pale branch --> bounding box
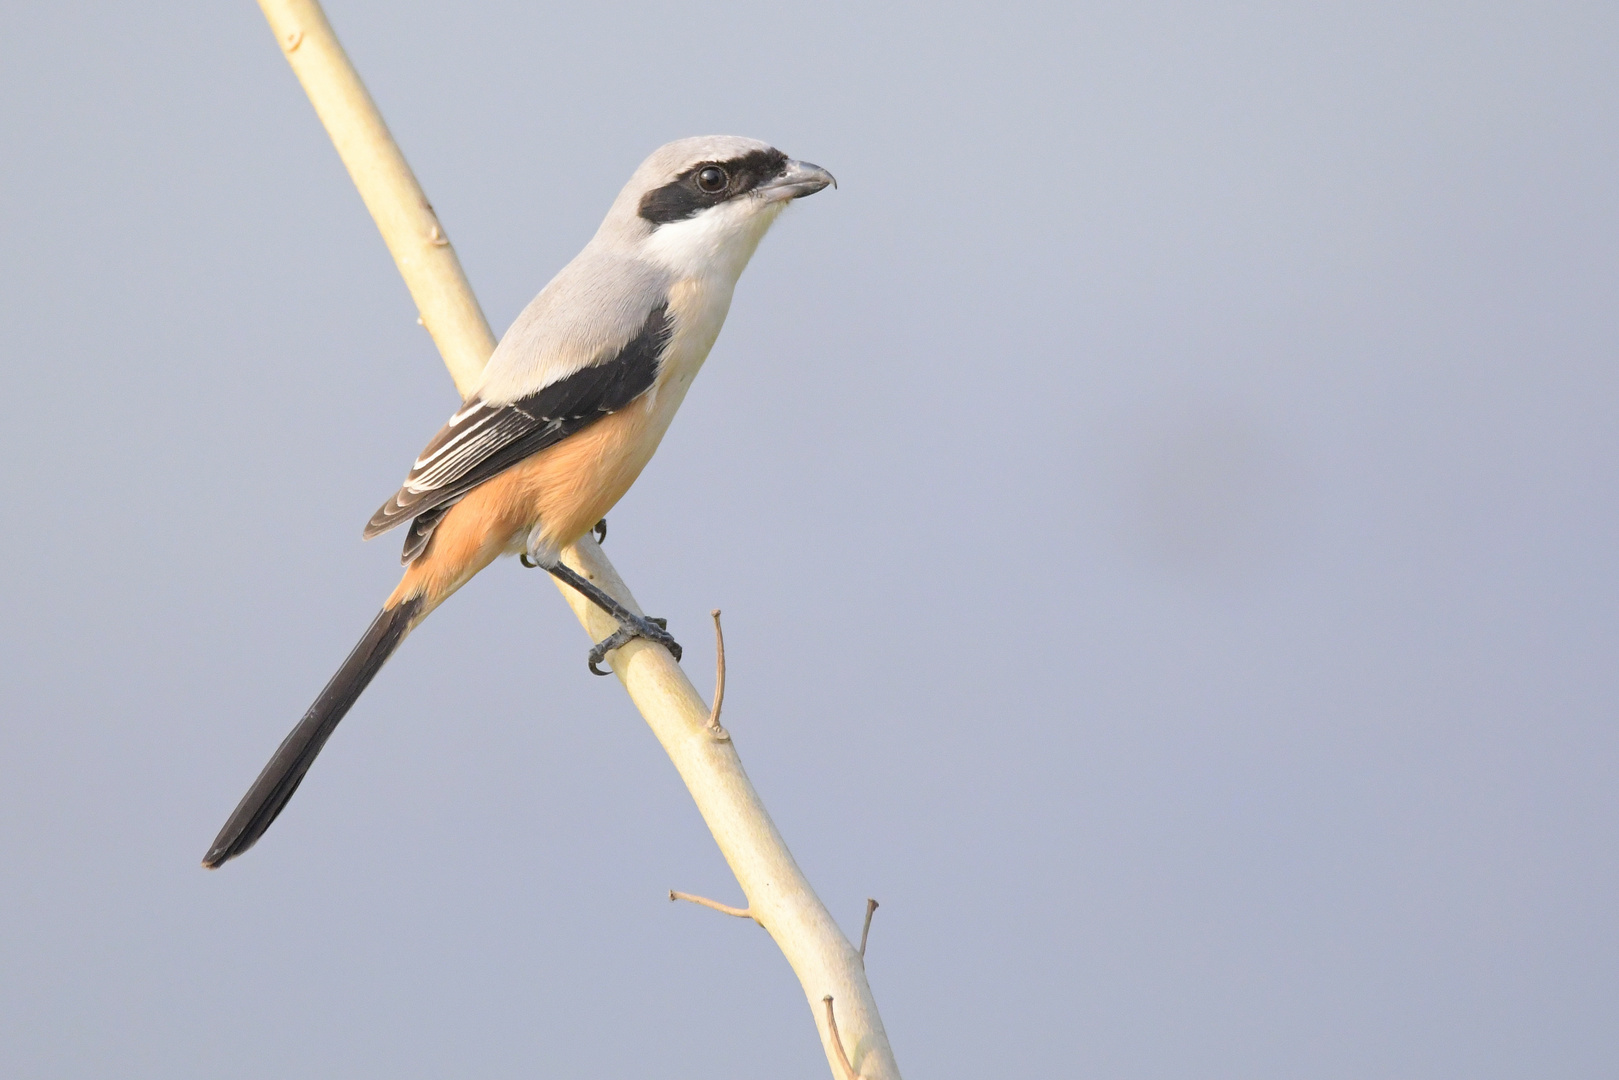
[252,3,900,1078]
[257,0,491,395]
[669,890,754,920]
[859,899,880,959]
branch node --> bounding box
[706,608,730,741]
[668,890,753,920]
[428,223,449,246]
[858,898,879,959]
[283,29,303,51]
[822,996,861,1080]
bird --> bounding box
[203,136,834,869]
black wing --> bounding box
[365,304,671,547]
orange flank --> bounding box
[385,395,665,618]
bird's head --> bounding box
[600,136,835,280]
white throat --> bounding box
[639,197,788,287]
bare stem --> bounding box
[822,996,861,1080]
[858,899,879,959]
[669,890,754,920]
[707,608,728,737]
[254,0,493,394]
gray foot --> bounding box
[588,614,682,676]
[526,557,684,675]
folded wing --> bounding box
[365,303,671,554]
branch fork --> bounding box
[668,890,754,921]
[859,899,879,959]
[823,996,862,1080]
[705,609,730,741]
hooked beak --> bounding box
[758,159,836,202]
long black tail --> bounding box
[202,597,422,869]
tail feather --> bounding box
[202,596,423,868]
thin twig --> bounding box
[669,890,753,919]
[822,996,861,1080]
[707,608,730,740]
[858,898,879,958]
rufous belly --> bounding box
[386,390,678,617]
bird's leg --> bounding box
[546,563,683,675]
[521,534,680,674]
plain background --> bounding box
[2,1,1615,1076]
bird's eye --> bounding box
[695,166,728,193]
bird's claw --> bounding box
[587,613,682,676]
[587,629,632,676]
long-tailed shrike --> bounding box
[204,136,833,868]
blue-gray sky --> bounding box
[2,2,1616,1076]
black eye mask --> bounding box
[638,148,790,226]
